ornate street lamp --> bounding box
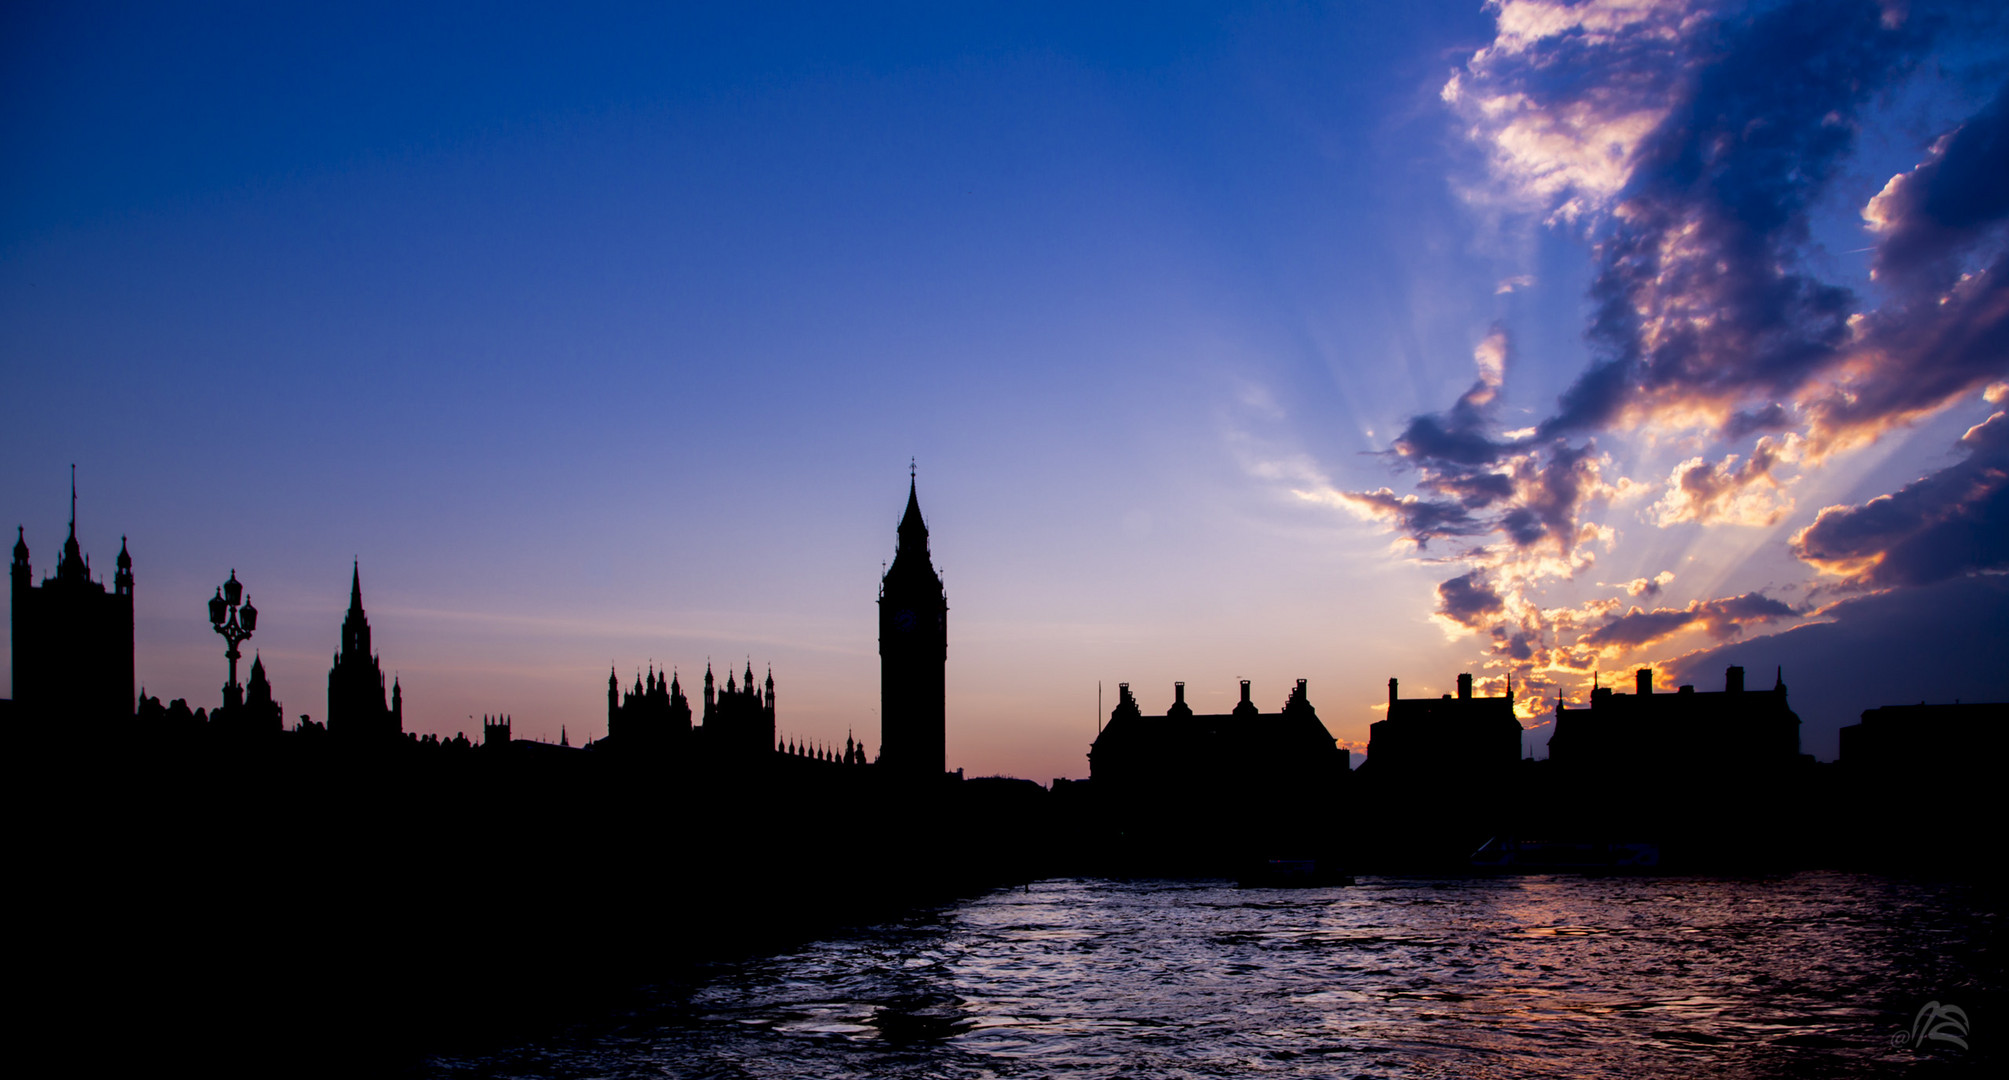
[208,569,258,711]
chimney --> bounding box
[1726,666,1744,694]
[1174,681,1185,707]
[1636,668,1652,695]
[1388,677,1398,708]
[1239,679,1251,706]
[1457,673,1473,700]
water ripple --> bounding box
[430,872,1999,1079]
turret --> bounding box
[1636,668,1653,696]
[10,527,27,592]
[1457,673,1473,700]
[114,536,132,597]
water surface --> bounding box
[433,873,1996,1078]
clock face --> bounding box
[894,608,917,632]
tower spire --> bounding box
[69,464,77,540]
[349,560,363,613]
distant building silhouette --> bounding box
[878,474,947,778]
[327,562,403,740]
[1363,673,1521,780]
[1840,700,2007,780]
[605,665,692,752]
[1088,678,1349,871]
[702,661,775,761]
[10,477,134,726]
[214,653,283,738]
[483,714,511,748]
[1091,678,1347,792]
[1549,666,1800,773]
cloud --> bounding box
[1802,78,2009,452]
[1613,570,1676,597]
[1314,1,2005,707]
[1790,410,2009,586]
[1437,570,1506,629]
[1646,433,1799,525]
[1331,488,1488,547]
[1580,591,1800,651]
[1539,1,1930,437]
[1443,0,1706,221]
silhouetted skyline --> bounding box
[4,3,2007,780]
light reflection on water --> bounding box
[433,873,1996,1078]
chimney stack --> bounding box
[1388,677,1398,708]
[1726,666,1744,694]
[1457,673,1473,700]
[1239,679,1251,706]
[1636,668,1653,695]
[1173,681,1185,706]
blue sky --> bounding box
[5,1,2006,779]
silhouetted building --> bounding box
[1091,678,1347,794]
[604,665,692,753]
[327,562,403,741]
[878,475,946,778]
[10,481,134,726]
[214,653,283,738]
[1839,700,2007,780]
[701,660,776,761]
[1549,666,1800,773]
[483,714,512,748]
[1363,672,1521,780]
[1087,678,1348,871]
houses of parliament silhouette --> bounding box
[5,468,2000,867]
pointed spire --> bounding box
[900,471,926,539]
[117,535,130,570]
[1775,666,1785,691]
[12,525,26,564]
[69,464,76,540]
[349,560,363,613]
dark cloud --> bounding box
[1804,80,2009,447]
[1791,410,2009,586]
[1580,592,1799,650]
[1436,570,1505,629]
[1339,488,1488,547]
[1723,402,1791,439]
[1867,80,2009,289]
[1394,411,1507,468]
[1663,573,2009,759]
[1545,0,1924,435]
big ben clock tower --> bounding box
[878,468,947,778]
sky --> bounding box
[4,0,2005,781]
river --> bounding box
[429,873,1996,1078]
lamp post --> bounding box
[208,569,258,711]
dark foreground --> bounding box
[430,874,2000,1079]
[13,731,1997,1076]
